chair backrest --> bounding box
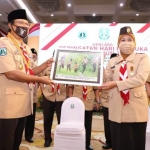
[60,97,85,126]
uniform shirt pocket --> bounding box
[87,94,95,100]
[101,91,109,99]
[60,84,66,92]
[134,91,147,98]
[101,95,108,99]
[44,85,53,93]
[6,88,25,95]
[14,54,24,69]
[5,88,25,110]
[14,55,23,63]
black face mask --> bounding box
[12,25,28,39]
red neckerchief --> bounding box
[51,84,60,94]
[119,60,129,105]
[83,86,87,100]
[20,45,35,84]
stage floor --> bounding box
[20,112,112,150]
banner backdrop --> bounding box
[0,28,7,37]
[38,23,150,67]
[28,23,40,53]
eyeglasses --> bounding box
[14,21,30,27]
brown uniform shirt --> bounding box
[32,83,38,103]
[0,36,33,118]
[32,63,38,103]
[69,85,95,110]
[100,90,109,108]
[105,52,150,123]
[100,71,109,108]
[41,67,66,101]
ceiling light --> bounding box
[14,0,38,23]
[92,13,96,17]
[72,22,74,23]
[113,22,116,23]
[51,14,54,17]
[136,13,139,16]
[0,14,2,16]
[67,3,71,7]
[120,3,124,7]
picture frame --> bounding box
[50,49,104,86]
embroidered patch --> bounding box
[14,50,19,55]
[0,47,7,56]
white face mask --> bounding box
[119,41,135,55]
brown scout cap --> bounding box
[118,26,136,45]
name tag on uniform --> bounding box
[111,66,115,69]
[0,47,7,56]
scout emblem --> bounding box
[0,47,7,56]
[127,28,130,33]
[70,104,75,109]
[130,66,134,76]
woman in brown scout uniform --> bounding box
[0,9,53,150]
[68,85,99,150]
[99,26,150,150]
[40,66,67,147]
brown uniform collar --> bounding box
[116,52,136,64]
[6,33,25,46]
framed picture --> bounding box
[50,49,104,86]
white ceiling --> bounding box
[0,0,150,31]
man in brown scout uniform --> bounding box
[31,48,38,64]
[99,26,150,150]
[99,53,118,149]
[40,66,67,147]
[68,85,100,150]
[24,48,38,143]
[0,9,54,150]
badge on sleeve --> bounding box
[0,47,7,56]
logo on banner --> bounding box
[99,28,110,40]
[78,31,87,39]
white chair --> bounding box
[146,107,150,150]
[54,97,85,150]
